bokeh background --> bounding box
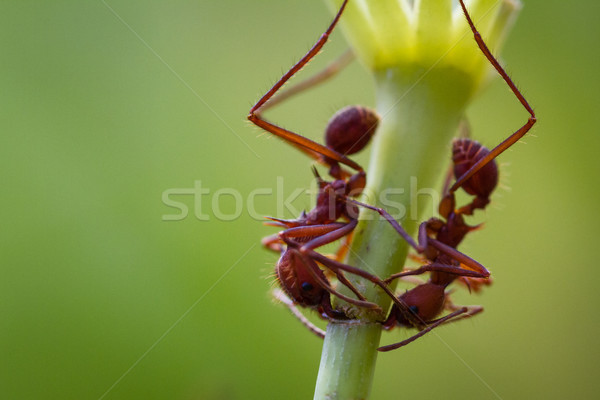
[1,1,598,399]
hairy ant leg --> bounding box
[263,219,346,254]
[248,1,364,176]
[258,49,354,113]
[292,247,380,310]
[378,307,470,352]
[385,262,488,283]
[280,213,421,313]
[342,196,489,276]
[304,249,423,324]
[280,222,356,246]
[456,275,493,293]
[262,234,285,253]
[278,223,369,302]
[249,0,348,116]
[277,246,381,318]
[278,221,365,291]
[450,0,536,194]
[273,288,326,339]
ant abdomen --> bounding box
[452,138,498,199]
[325,106,379,155]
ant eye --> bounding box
[301,282,314,292]
[409,306,419,315]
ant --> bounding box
[373,0,540,349]
[247,0,482,322]
[247,0,393,319]
[376,137,497,352]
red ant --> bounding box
[248,0,394,319]
[376,137,496,352]
[373,0,538,350]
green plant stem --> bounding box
[313,65,475,400]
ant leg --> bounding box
[284,224,353,266]
[451,0,536,193]
[384,262,489,285]
[267,221,350,254]
[441,302,484,324]
[343,197,489,276]
[263,216,305,228]
[249,0,348,114]
[249,107,362,173]
[262,234,284,253]
[259,49,354,113]
[305,249,418,322]
[298,220,358,253]
[441,119,471,196]
[427,239,488,274]
[247,1,362,173]
[280,222,369,298]
[334,230,354,262]
[273,288,326,339]
[281,223,369,301]
[424,295,484,324]
[282,223,370,296]
[377,308,469,352]
[428,239,489,276]
[294,249,382,311]
[333,270,368,302]
[279,222,350,245]
[343,197,422,252]
[456,275,493,293]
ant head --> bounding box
[452,139,498,200]
[325,105,379,156]
[276,249,327,308]
[397,282,446,323]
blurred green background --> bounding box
[1,1,598,399]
